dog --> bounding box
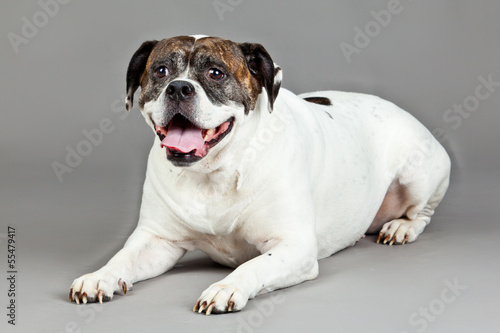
[69,35,451,315]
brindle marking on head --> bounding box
[126,36,280,114]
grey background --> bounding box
[1,0,499,332]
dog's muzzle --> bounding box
[154,81,235,166]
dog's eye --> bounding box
[155,66,168,79]
[207,68,225,81]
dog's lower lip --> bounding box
[169,148,195,157]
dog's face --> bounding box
[125,36,281,167]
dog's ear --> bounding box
[239,43,281,113]
[125,40,158,111]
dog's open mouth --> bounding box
[154,114,234,165]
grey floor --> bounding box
[1,166,499,332]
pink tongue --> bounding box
[161,116,205,153]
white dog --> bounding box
[69,35,450,314]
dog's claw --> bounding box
[376,233,383,244]
[69,289,73,302]
[206,302,215,315]
[118,279,127,295]
[198,301,207,313]
[74,292,80,305]
[389,237,396,246]
[383,234,391,244]
[97,290,104,304]
[228,301,235,312]
[402,234,408,245]
[193,300,201,312]
[82,292,88,304]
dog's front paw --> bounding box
[193,284,248,315]
[69,272,131,304]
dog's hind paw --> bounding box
[376,218,424,246]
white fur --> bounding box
[190,34,209,40]
[71,72,450,313]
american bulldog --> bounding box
[69,35,451,315]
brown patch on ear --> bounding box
[239,43,280,112]
[125,40,159,111]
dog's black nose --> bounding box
[166,80,195,101]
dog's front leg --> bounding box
[69,226,186,304]
[194,236,318,315]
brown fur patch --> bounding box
[189,37,261,112]
[145,36,196,78]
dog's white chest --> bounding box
[180,195,240,235]
[159,165,246,235]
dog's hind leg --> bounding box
[374,140,451,246]
[376,180,448,245]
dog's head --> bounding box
[125,35,282,167]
